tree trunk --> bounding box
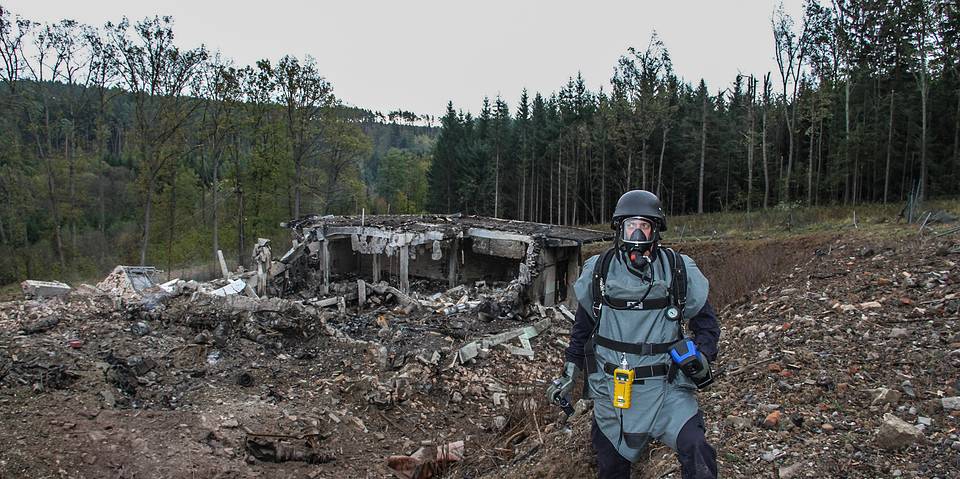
[199,151,207,225]
[549,154,554,224]
[953,89,960,180]
[762,108,769,209]
[66,131,77,250]
[601,143,607,222]
[212,150,220,269]
[884,90,895,203]
[844,77,851,204]
[573,145,579,225]
[37,103,65,268]
[167,170,176,281]
[494,148,500,218]
[237,187,245,269]
[626,150,632,192]
[747,80,755,213]
[235,136,245,268]
[641,141,647,191]
[816,119,823,205]
[140,175,154,266]
[294,154,302,219]
[807,121,814,205]
[783,101,794,203]
[919,69,928,200]
[557,139,562,224]
[657,127,668,197]
[519,157,526,221]
[45,158,65,268]
[698,93,707,214]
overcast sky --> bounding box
[5,0,806,118]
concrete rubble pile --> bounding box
[0,215,613,477]
[7,214,958,477]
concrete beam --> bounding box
[21,280,71,299]
[465,227,534,245]
[217,250,230,278]
[471,237,527,259]
[357,279,366,307]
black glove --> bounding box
[545,361,580,407]
[669,338,713,389]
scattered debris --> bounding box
[210,279,248,297]
[386,440,464,479]
[0,226,955,478]
[245,436,333,464]
[96,265,160,300]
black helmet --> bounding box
[611,190,667,231]
[612,190,666,273]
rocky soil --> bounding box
[0,229,957,478]
[498,232,960,479]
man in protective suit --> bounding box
[546,190,720,479]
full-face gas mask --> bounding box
[615,216,660,271]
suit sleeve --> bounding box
[564,304,594,368]
[687,300,720,361]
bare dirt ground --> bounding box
[1,228,958,478]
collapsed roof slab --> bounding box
[276,214,610,304]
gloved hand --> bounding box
[545,361,580,405]
[669,339,713,388]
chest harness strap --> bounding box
[582,247,687,379]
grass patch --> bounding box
[579,199,960,309]
[583,198,960,242]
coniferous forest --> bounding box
[2,1,960,286]
[428,1,960,224]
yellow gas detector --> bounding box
[612,367,634,409]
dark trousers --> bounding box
[592,411,717,479]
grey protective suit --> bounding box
[574,247,709,461]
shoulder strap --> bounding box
[665,247,687,342]
[664,248,687,310]
[584,248,617,377]
[591,247,617,322]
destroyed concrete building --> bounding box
[271,214,610,307]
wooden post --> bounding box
[399,245,410,294]
[447,238,459,288]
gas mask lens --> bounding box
[620,217,654,244]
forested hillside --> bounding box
[428,0,960,224]
[3,1,959,286]
[0,8,436,285]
